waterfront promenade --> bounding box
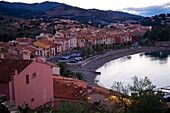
[72,46,169,83]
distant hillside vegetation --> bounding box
[0,1,66,11]
[108,10,142,19]
[0,1,143,24]
[141,14,170,26]
[46,6,143,25]
[140,14,170,44]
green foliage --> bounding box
[129,91,166,113]
[53,27,56,35]
[81,47,94,58]
[129,76,155,94]
[0,33,16,42]
[112,81,129,95]
[81,44,104,58]
[64,68,74,77]
[141,14,170,43]
[81,43,132,58]
[56,102,85,113]
[112,76,167,113]
[142,26,170,42]
[54,101,110,113]
[80,48,87,58]
[57,61,69,76]
[73,72,84,80]
[141,17,161,26]
[0,17,55,42]
[18,103,31,113]
[57,61,84,80]
[141,14,168,26]
[58,61,75,78]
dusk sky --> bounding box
[4,0,170,16]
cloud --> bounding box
[121,2,170,17]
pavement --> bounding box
[72,46,167,83]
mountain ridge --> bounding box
[0,1,143,24]
[0,1,66,11]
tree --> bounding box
[55,101,107,113]
[64,68,74,77]
[86,48,91,57]
[58,62,85,80]
[95,44,100,53]
[111,76,167,113]
[57,62,74,77]
[57,62,68,76]
[81,48,87,58]
[53,27,56,35]
[56,102,86,113]
[74,72,84,80]
[142,26,170,42]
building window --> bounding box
[31,98,34,102]
[26,74,29,84]
[32,72,36,78]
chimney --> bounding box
[14,70,18,76]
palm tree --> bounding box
[74,72,84,80]
[58,62,68,76]
[65,68,74,77]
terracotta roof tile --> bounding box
[4,54,20,60]
[53,76,120,100]
[25,46,37,52]
[16,38,32,42]
[46,61,60,68]
[0,60,33,83]
[53,78,85,100]
[14,45,27,50]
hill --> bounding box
[46,6,143,25]
[141,13,170,26]
[0,5,45,18]
[108,10,142,19]
[0,1,66,11]
[0,1,143,24]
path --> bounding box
[72,46,168,83]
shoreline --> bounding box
[72,46,168,83]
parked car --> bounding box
[61,56,70,60]
[69,60,78,63]
[75,57,84,61]
[70,54,77,58]
[70,53,81,58]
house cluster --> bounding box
[0,59,119,110]
[149,14,170,25]
[0,19,151,111]
[0,22,150,60]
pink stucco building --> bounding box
[0,60,54,109]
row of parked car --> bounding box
[61,53,84,63]
[69,57,84,63]
[61,53,80,60]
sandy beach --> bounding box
[72,46,167,83]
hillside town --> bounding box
[0,18,152,112]
[1,0,170,112]
[0,18,151,60]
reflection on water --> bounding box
[95,51,170,89]
[144,51,170,62]
[120,56,131,62]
